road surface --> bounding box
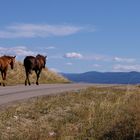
[0,84,93,105]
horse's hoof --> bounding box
[36,82,39,85]
[25,81,27,86]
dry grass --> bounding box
[0,85,139,140]
[0,61,69,85]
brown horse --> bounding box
[24,54,47,86]
[0,55,16,86]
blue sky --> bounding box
[0,0,140,73]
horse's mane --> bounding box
[3,55,15,59]
[3,55,11,58]
[0,55,11,59]
[36,54,44,58]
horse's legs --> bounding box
[0,71,2,86]
[35,70,41,85]
[25,70,31,86]
[28,74,31,85]
[25,70,27,85]
[25,73,27,86]
[2,71,6,86]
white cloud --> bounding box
[0,46,35,56]
[84,54,136,63]
[93,64,101,68]
[46,46,56,50]
[49,68,60,73]
[0,23,88,39]
[113,64,140,72]
[113,57,135,63]
[66,62,73,65]
[84,54,110,61]
[64,52,83,59]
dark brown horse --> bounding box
[24,54,47,86]
[0,55,16,86]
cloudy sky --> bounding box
[0,0,140,73]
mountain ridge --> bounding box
[61,71,140,84]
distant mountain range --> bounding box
[61,71,140,84]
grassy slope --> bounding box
[0,85,139,140]
[0,62,69,85]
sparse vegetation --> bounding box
[0,61,69,85]
[0,85,139,140]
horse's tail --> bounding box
[24,57,33,74]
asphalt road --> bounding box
[0,84,93,105]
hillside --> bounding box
[61,71,140,84]
[0,85,139,139]
[0,62,69,85]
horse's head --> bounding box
[43,56,47,68]
[36,54,47,68]
[9,56,16,69]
